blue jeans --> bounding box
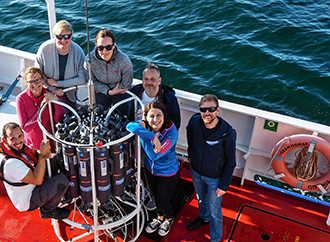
[191,168,223,242]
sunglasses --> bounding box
[27,78,43,85]
[97,44,114,51]
[199,106,218,113]
[55,33,72,40]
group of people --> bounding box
[19,20,133,152]
[0,19,237,242]
[127,94,236,242]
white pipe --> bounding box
[48,101,55,137]
[136,136,142,239]
[42,132,52,179]
[45,0,57,39]
[19,58,25,90]
[88,121,99,242]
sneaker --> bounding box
[40,207,71,220]
[59,195,73,206]
[158,218,174,236]
[145,194,156,211]
[186,217,209,230]
[145,218,163,233]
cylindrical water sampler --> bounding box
[94,142,111,203]
[77,147,93,203]
[62,143,80,199]
[110,142,125,196]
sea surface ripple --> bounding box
[1,0,330,125]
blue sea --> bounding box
[1,0,330,125]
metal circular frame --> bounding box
[37,85,146,241]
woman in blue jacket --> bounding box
[126,101,180,237]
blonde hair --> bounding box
[53,20,73,36]
[24,67,44,85]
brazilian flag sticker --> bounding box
[264,120,278,132]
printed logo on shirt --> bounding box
[160,139,171,154]
[206,140,221,146]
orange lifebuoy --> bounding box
[271,134,330,192]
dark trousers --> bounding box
[95,92,130,116]
[145,168,180,219]
[28,173,69,213]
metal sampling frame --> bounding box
[38,85,146,242]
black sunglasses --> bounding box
[97,44,114,51]
[55,33,72,40]
[199,107,218,113]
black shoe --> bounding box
[60,195,73,206]
[186,217,209,230]
[40,207,71,220]
[145,218,163,233]
[158,218,174,236]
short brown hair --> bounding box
[2,122,22,139]
[199,94,219,107]
[95,29,115,45]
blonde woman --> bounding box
[35,20,85,109]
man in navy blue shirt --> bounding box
[186,94,236,242]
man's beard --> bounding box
[9,143,25,156]
[202,115,216,124]
[144,85,157,94]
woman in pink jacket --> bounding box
[16,67,64,152]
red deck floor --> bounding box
[1,171,330,242]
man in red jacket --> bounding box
[0,122,70,220]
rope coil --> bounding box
[293,147,319,181]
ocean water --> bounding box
[1,0,330,125]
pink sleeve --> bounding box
[16,94,42,133]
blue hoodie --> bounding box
[126,121,179,176]
[186,114,236,191]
